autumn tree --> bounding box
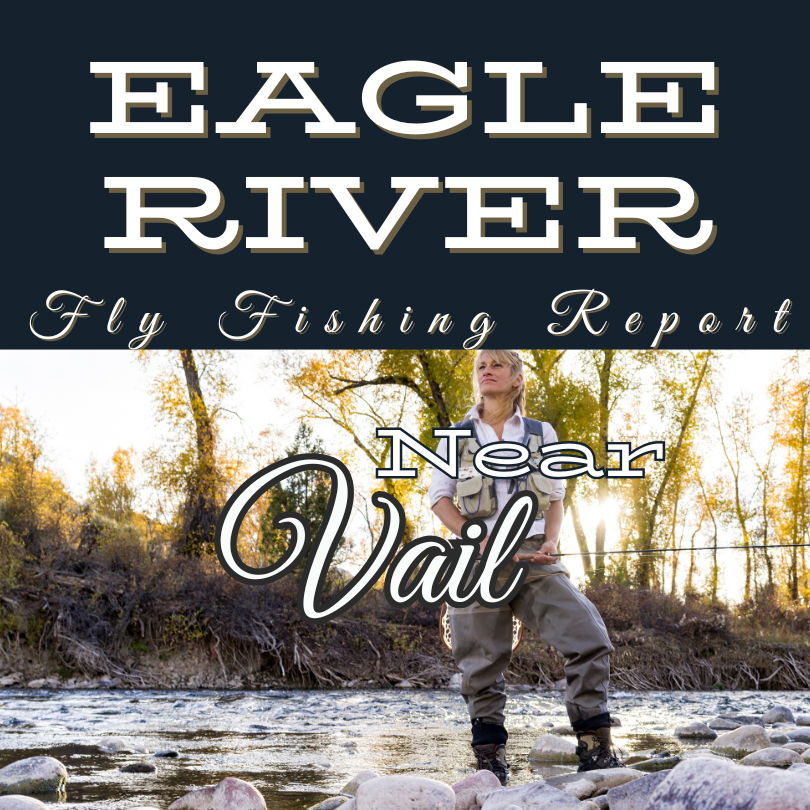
[0,404,72,555]
[772,351,809,601]
[259,422,347,575]
[709,391,759,600]
[524,349,599,579]
[86,447,138,522]
[280,350,475,541]
[629,351,713,589]
[139,350,233,556]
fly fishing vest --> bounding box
[454,417,555,520]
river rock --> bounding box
[708,718,741,730]
[527,734,578,763]
[355,776,454,810]
[308,799,348,810]
[154,750,180,758]
[590,797,609,810]
[787,728,810,743]
[768,729,790,743]
[395,680,412,688]
[168,777,266,810]
[680,748,725,760]
[718,713,765,726]
[605,770,670,810]
[629,754,681,772]
[548,725,576,735]
[0,798,50,809]
[97,737,132,753]
[0,757,68,795]
[340,771,379,797]
[784,742,810,753]
[787,764,810,780]
[452,770,501,810]
[711,724,771,757]
[120,763,157,773]
[796,714,810,726]
[741,748,802,768]
[803,749,810,763]
[545,768,641,798]
[25,680,46,689]
[763,705,795,724]
[645,756,809,809]
[448,673,463,690]
[479,781,581,809]
[674,722,717,739]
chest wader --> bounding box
[441,418,555,654]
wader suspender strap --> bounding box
[509,417,545,493]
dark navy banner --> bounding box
[5,8,806,349]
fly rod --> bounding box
[512,543,810,560]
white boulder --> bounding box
[168,777,266,810]
[674,722,717,739]
[340,771,379,797]
[545,768,641,799]
[605,770,670,810]
[355,776,454,810]
[451,770,501,810]
[645,756,809,809]
[97,737,132,753]
[0,798,50,809]
[708,718,741,730]
[0,757,67,795]
[479,781,581,809]
[783,742,809,754]
[527,734,578,764]
[711,725,771,757]
[741,748,802,768]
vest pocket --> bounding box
[513,471,553,514]
[456,475,496,518]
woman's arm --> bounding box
[530,498,563,564]
[432,496,469,538]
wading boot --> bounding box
[472,743,510,785]
[575,726,626,772]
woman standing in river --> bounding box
[428,349,623,784]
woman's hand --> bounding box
[530,538,559,565]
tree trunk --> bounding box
[179,350,219,556]
[564,479,594,580]
[635,353,710,588]
[593,350,615,585]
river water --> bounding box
[1,687,808,808]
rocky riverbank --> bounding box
[1,690,809,809]
[2,712,810,809]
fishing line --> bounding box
[545,543,810,559]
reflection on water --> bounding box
[0,687,807,808]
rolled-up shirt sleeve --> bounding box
[428,436,457,508]
[543,424,567,502]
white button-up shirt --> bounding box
[428,404,566,537]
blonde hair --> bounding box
[472,350,526,423]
